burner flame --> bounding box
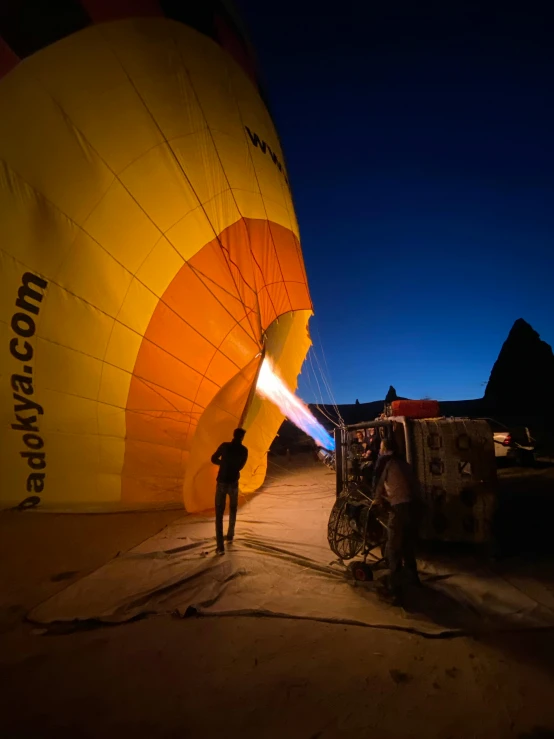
[256,358,335,451]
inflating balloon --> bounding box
[0,2,312,512]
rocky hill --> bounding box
[484,318,554,415]
[272,318,553,451]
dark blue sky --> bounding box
[238,0,554,404]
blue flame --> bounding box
[256,358,335,451]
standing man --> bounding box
[374,438,421,605]
[372,431,392,492]
[363,426,381,487]
[351,430,369,482]
[211,428,248,555]
[367,427,381,462]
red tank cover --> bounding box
[390,399,440,419]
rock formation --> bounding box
[485,318,554,414]
[385,385,399,403]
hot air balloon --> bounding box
[0,1,312,512]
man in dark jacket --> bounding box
[367,427,381,461]
[362,426,382,487]
[211,428,248,554]
[374,438,421,604]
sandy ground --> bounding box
[2,464,554,739]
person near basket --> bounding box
[350,430,367,482]
[373,438,421,603]
[363,426,381,486]
[211,428,248,555]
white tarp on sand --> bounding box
[29,459,554,636]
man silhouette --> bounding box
[374,438,421,604]
[211,428,248,555]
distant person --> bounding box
[371,434,391,490]
[374,438,421,605]
[352,430,366,452]
[359,426,382,488]
[367,427,381,462]
[350,430,364,481]
[211,428,248,555]
[352,430,372,482]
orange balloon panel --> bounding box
[0,10,312,510]
[123,218,311,509]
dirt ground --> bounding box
[2,466,554,739]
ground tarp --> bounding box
[28,458,554,636]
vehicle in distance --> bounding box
[482,418,536,466]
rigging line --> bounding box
[0,170,257,377]
[0,252,256,394]
[307,354,337,426]
[16,77,280,442]
[120,34,265,442]
[227,69,295,318]
[307,370,340,427]
[266,457,324,477]
[312,344,340,423]
[98,403,203,418]
[41,373,235,436]
[176,50,272,338]
[307,346,341,426]
[167,36,263,336]
[306,365,338,426]
[178,303,264,436]
[307,348,327,407]
[133,375,199,423]
[127,365,200,468]
[32,381,199,420]
[248,278,307,289]
[103,52,262,349]
[302,349,339,427]
[29,60,261,354]
[311,340,336,405]
[91,193,163,444]
[313,350,340,418]
[310,337,343,424]
[314,402,341,427]
[273,155,310,302]
[313,318,341,414]
[180,255,259,309]
[299,351,320,405]
[170,44,281,441]
[305,348,323,404]
[255,87,310,299]
[16,323,215,412]
[311,405,340,428]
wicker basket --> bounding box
[410,419,497,543]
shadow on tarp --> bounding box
[494,463,554,556]
[24,461,554,639]
[25,535,464,638]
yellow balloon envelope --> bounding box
[0,3,312,511]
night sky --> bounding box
[237,0,554,405]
